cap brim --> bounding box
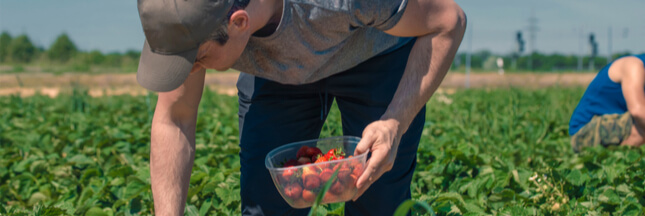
[137,40,198,92]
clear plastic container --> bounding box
[265,136,367,208]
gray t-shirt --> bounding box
[231,0,412,84]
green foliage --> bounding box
[308,168,340,216]
[0,32,141,74]
[7,35,37,63]
[1,87,644,215]
[0,31,12,62]
[454,51,615,72]
[48,33,78,62]
[413,87,645,215]
[393,200,435,216]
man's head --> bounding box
[136,0,252,92]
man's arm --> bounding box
[353,0,466,199]
[617,57,645,146]
[150,67,205,215]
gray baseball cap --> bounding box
[137,0,234,92]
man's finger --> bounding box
[352,150,387,201]
[352,180,370,201]
[355,147,388,189]
[354,131,375,156]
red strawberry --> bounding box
[296,146,309,159]
[330,180,345,194]
[312,153,324,162]
[352,163,364,176]
[302,165,320,177]
[302,166,321,189]
[302,189,316,202]
[306,147,322,159]
[326,148,336,155]
[303,174,321,189]
[347,174,359,186]
[314,155,327,164]
[324,148,346,161]
[284,183,302,199]
[319,169,333,182]
[297,156,312,165]
[338,167,352,183]
[283,159,299,167]
[281,167,297,182]
[322,191,339,203]
[325,149,336,158]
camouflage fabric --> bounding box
[571,112,633,153]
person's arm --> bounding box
[618,57,645,146]
[150,67,205,215]
[353,0,466,199]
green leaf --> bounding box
[190,171,208,184]
[80,168,101,184]
[106,166,134,178]
[565,169,589,186]
[84,207,107,216]
[488,189,516,203]
[32,204,69,216]
[129,197,142,214]
[618,202,642,216]
[326,203,344,215]
[199,196,213,216]
[616,184,633,196]
[625,151,640,163]
[110,177,125,186]
[28,192,49,206]
[308,167,339,216]
[67,154,94,165]
[185,205,199,216]
[123,177,147,200]
[393,199,435,216]
[598,189,620,205]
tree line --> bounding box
[0,31,639,73]
[0,32,139,72]
[452,50,636,72]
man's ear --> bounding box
[228,10,250,35]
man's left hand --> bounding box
[352,118,403,201]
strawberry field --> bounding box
[1,87,644,215]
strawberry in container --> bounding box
[265,136,367,208]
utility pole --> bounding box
[526,8,539,71]
[577,26,583,72]
[607,26,613,62]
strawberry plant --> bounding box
[1,87,644,215]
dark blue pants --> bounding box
[237,40,425,216]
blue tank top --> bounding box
[569,54,645,136]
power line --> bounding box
[526,8,539,71]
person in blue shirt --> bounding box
[569,54,645,152]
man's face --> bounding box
[193,10,252,73]
[194,37,248,72]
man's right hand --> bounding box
[150,66,205,215]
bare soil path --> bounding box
[0,71,595,97]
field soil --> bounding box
[0,71,595,97]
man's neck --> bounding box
[246,0,283,37]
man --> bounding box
[569,54,645,153]
[136,0,466,215]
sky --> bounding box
[0,0,643,56]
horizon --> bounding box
[1,0,643,56]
